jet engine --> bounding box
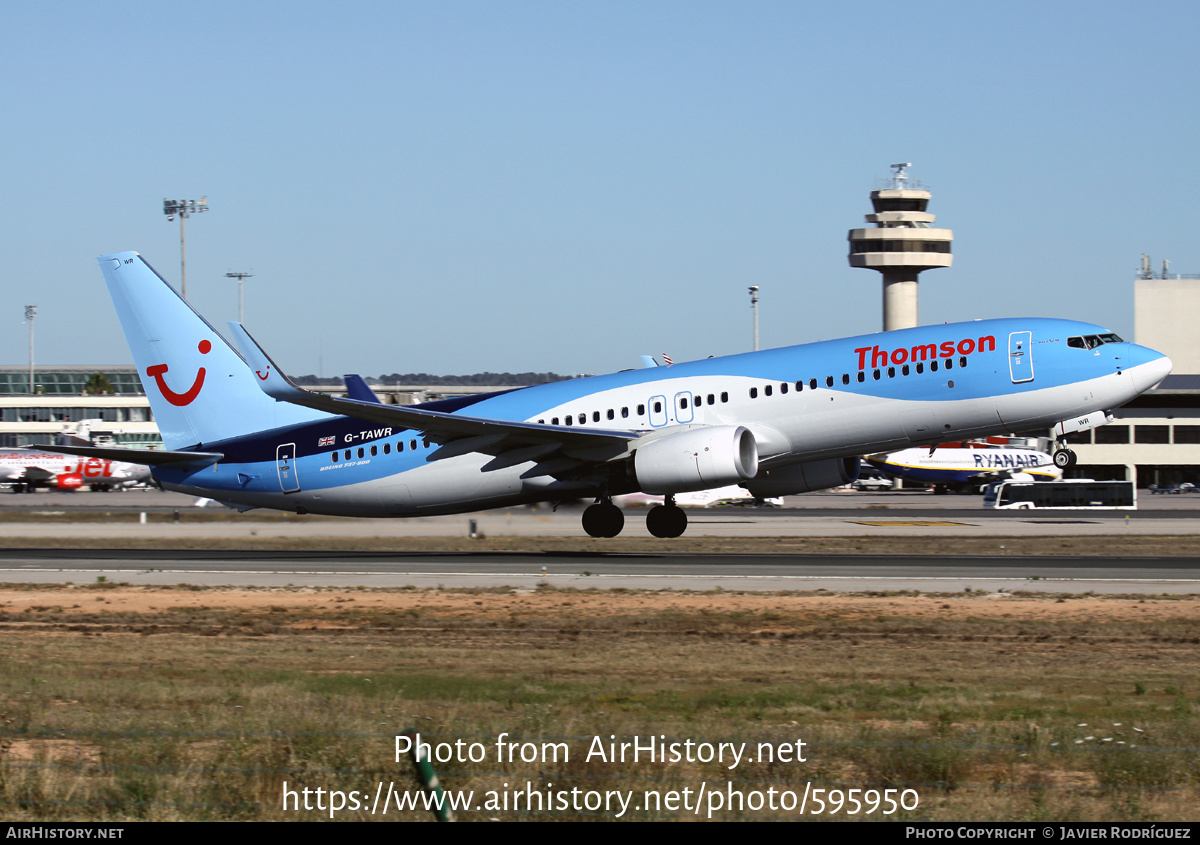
[742,457,860,497]
[633,426,759,495]
[55,473,84,490]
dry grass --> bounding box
[0,586,1197,821]
[2,534,1200,557]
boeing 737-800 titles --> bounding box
[53,252,1171,538]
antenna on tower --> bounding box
[889,163,912,190]
[1138,254,1153,280]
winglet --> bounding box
[343,374,383,404]
[227,322,310,403]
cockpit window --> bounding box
[1067,333,1124,350]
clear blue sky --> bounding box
[3,1,1197,377]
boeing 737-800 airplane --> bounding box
[54,252,1171,538]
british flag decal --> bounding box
[318,436,335,447]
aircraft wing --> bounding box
[20,466,54,483]
[228,323,640,466]
[34,445,224,468]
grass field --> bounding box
[0,583,1197,821]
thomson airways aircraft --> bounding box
[53,252,1170,538]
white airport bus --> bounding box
[982,479,1136,510]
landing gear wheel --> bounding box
[1053,448,1077,469]
[646,504,688,538]
[582,503,624,538]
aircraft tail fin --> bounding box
[98,252,326,450]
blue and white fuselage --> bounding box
[65,252,1171,538]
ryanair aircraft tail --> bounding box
[99,252,326,450]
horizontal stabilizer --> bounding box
[38,444,224,467]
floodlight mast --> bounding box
[226,271,254,323]
[748,285,760,351]
[24,305,36,396]
[162,197,208,300]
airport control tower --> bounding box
[848,164,953,331]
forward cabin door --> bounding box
[1008,332,1034,383]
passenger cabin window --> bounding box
[780,383,788,394]
[750,387,758,399]
[638,404,645,415]
[652,401,661,413]
[607,409,614,420]
[841,374,849,385]
[720,392,728,403]
[622,407,629,418]
[593,411,600,422]
[826,376,834,387]
[856,372,865,383]
[810,379,818,390]
[764,385,772,397]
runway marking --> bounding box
[847,520,972,527]
[1,568,1198,585]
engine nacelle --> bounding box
[55,473,84,490]
[634,426,759,495]
[742,457,860,497]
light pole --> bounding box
[226,271,254,323]
[748,286,759,351]
[24,305,36,395]
[163,197,208,299]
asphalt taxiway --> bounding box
[3,489,1200,593]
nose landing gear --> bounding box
[1052,447,1077,469]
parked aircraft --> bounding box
[865,441,1062,493]
[52,251,1171,537]
[0,449,151,492]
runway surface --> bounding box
[3,547,1198,594]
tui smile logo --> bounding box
[146,340,211,406]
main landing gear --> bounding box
[582,500,624,538]
[580,496,689,538]
[646,497,687,539]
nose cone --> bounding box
[1129,350,1173,394]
